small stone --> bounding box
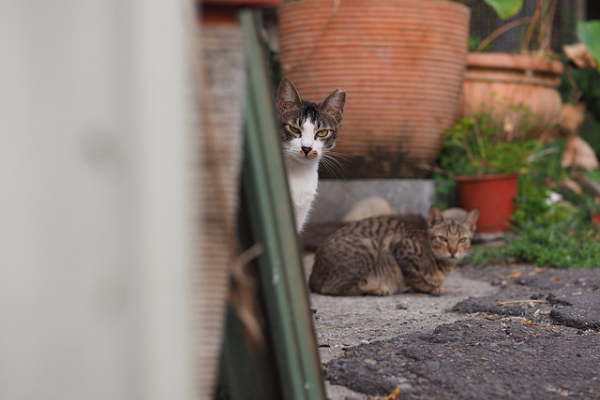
[360,339,370,344]
[396,301,409,310]
[424,360,440,370]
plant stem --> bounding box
[527,146,557,163]
[521,2,541,54]
[473,119,486,161]
[563,67,581,105]
[463,135,474,164]
[541,0,557,54]
[476,17,532,53]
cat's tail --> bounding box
[307,260,323,293]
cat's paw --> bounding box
[367,288,390,296]
[430,286,444,297]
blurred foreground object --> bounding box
[0,1,197,399]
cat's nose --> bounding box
[301,146,312,155]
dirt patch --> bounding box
[325,319,600,399]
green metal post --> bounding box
[239,10,326,400]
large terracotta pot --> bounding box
[460,53,564,141]
[455,173,519,233]
[278,0,470,178]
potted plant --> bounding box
[460,0,569,141]
[439,112,540,232]
[461,1,600,140]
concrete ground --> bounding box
[304,179,600,399]
[304,255,600,400]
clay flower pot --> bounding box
[278,0,470,178]
[454,173,519,233]
[460,52,564,141]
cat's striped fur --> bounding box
[308,206,479,296]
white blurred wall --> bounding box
[0,1,197,399]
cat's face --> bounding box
[276,78,346,164]
[428,206,479,262]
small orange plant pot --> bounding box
[455,173,519,233]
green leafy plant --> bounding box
[439,113,540,177]
[468,220,600,268]
[559,59,600,157]
[512,138,568,225]
[462,138,600,268]
[480,0,522,19]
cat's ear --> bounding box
[427,206,444,228]
[277,78,303,114]
[462,209,479,232]
[319,89,346,123]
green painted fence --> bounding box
[217,10,326,400]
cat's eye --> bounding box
[286,124,301,135]
[459,238,467,243]
[438,236,448,242]
[316,129,329,137]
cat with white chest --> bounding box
[276,78,346,232]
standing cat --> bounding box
[308,206,479,296]
[276,78,346,232]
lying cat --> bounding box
[308,206,479,296]
[276,78,346,232]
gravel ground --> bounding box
[304,255,600,399]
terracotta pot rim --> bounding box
[279,0,470,14]
[467,52,564,75]
[454,173,519,182]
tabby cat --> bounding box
[308,206,479,296]
[276,78,346,232]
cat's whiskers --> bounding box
[326,150,358,166]
[332,138,361,143]
[317,157,340,179]
[320,154,347,179]
[277,77,346,232]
